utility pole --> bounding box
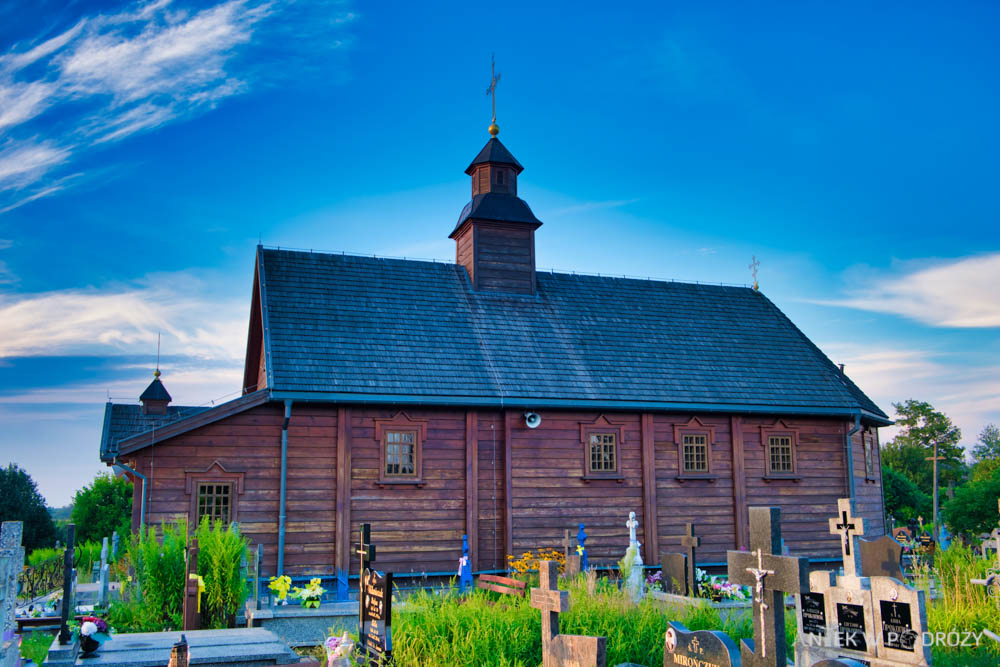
[926,442,945,542]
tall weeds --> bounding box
[194,516,249,629]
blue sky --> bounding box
[0,0,997,506]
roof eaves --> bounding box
[99,402,114,463]
[117,389,271,455]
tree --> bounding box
[972,424,1000,463]
[942,467,1000,537]
[880,400,965,496]
[881,466,932,524]
[0,463,57,551]
[71,473,133,544]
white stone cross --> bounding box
[626,512,639,547]
[829,498,865,578]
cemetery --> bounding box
[2,496,998,666]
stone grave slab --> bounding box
[660,553,687,596]
[245,600,359,647]
[870,575,930,665]
[663,622,738,667]
[47,628,299,667]
[859,535,904,580]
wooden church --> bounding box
[99,125,890,578]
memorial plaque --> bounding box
[859,536,904,580]
[891,527,912,543]
[361,568,393,664]
[660,553,687,596]
[663,622,739,667]
[879,599,916,651]
[836,603,868,652]
[801,592,827,637]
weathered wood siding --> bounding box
[473,223,535,294]
[852,426,886,538]
[125,403,885,575]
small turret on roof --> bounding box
[140,369,172,415]
[465,137,524,175]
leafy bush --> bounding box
[0,463,57,551]
[194,516,249,629]
[107,521,187,632]
[942,468,1000,537]
[882,465,932,524]
[27,548,60,568]
[70,473,133,545]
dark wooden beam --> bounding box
[504,410,513,561]
[641,413,658,564]
[730,415,748,550]
[465,410,479,569]
[335,406,352,574]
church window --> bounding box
[672,417,717,480]
[588,433,617,473]
[384,430,417,477]
[197,483,232,524]
[863,431,876,481]
[682,434,708,473]
[768,436,794,474]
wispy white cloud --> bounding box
[819,253,1000,328]
[821,341,1000,453]
[0,0,355,210]
[0,272,246,361]
[550,198,640,217]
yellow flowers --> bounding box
[291,577,326,608]
[507,547,566,575]
[268,575,292,600]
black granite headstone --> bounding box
[663,622,739,667]
[360,568,393,665]
[801,592,827,637]
[879,599,917,651]
[836,602,868,652]
[660,553,687,596]
[859,535,904,579]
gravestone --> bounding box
[660,553,687,596]
[101,537,109,570]
[57,525,75,646]
[859,535,904,580]
[531,561,606,667]
[1,522,25,667]
[110,532,119,561]
[459,534,472,592]
[891,527,912,543]
[623,512,644,602]
[562,530,582,578]
[727,506,808,667]
[796,498,932,667]
[168,634,189,667]
[182,538,201,631]
[680,523,700,596]
[360,568,392,664]
[663,622,738,667]
[98,563,110,608]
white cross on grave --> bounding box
[727,507,809,667]
[829,497,866,580]
[626,512,639,547]
[530,561,606,667]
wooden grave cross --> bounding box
[530,561,606,667]
[829,497,865,578]
[562,530,573,560]
[681,522,700,595]
[357,523,376,573]
[727,507,809,667]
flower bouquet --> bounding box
[75,615,113,657]
[290,578,326,609]
[268,575,292,606]
[324,632,355,667]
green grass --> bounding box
[19,631,53,665]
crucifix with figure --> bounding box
[727,506,809,667]
[829,497,865,578]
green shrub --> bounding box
[107,521,187,632]
[194,516,249,629]
[73,541,103,582]
[27,547,60,568]
[19,630,53,664]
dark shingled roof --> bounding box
[453,193,543,233]
[465,137,523,174]
[100,403,210,461]
[258,248,887,420]
[139,376,172,402]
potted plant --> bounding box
[290,578,326,609]
[72,615,113,657]
[268,575,291,606]
[324,632,354,667]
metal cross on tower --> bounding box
[486,53,501,125]
[749,256,760,291]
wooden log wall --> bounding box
[125,403,885,575]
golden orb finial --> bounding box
[488,122,499,136]
[154,369,161,378]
